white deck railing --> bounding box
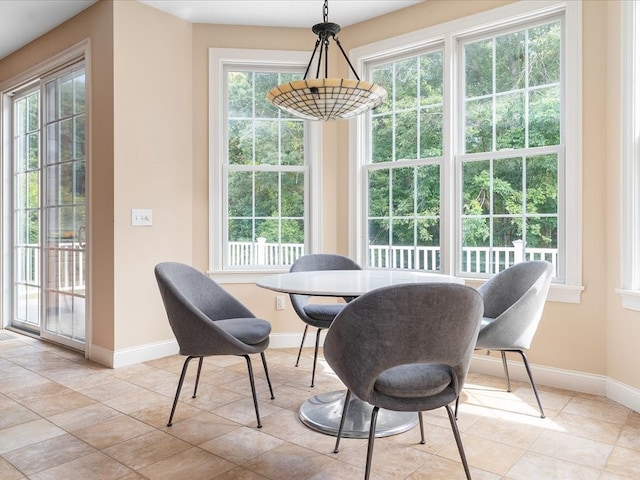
[17,243,85,291]
[228,238,558,274]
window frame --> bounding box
[618,0,640,310]
[348,0,583,303]
[208,48,322,283]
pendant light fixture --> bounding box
[266,0,387,121]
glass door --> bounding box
[10,63,87,351]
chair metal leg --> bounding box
[501,350,512,392]
[261,352,275,400]
[192,356,204,398]
[445,404,472,480]
[168,355,199,427]
[517,350,545,418]
[243,355,262,428]
[295,325,309,367]
[333,390,352,453]
[364,406,380,480]
[454,396,460,420]
[418,411,425,444]
[310,327,322,387]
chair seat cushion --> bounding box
[215,318,271,345]
[374,363,453,398]
[303,303,345,322]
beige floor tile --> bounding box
[47,403,123,432]
[103,388,171,414]
[5,380,74,404]
[605,445,640,478]
[339,438,433,478]
[77,377,148,402]
[0,401,42,430]
[102,430,191,470]
[162,411,241,444]
[464,414,545,448]
[129,402,204,428]
[616,421,640,451]
[0,370,50,394]
[213,396,283,427]
[49,369,117,391]
[138,446,236,479]
[552,411,623,444]
[22,390,96,417]
[388,422,457,454]
[438,432,524,476]
[200,426,285,463]
[529,429,613,469]
[407,454,500,479]
[505,451,601,480]
[308,459,379,479]
[0,456,27,480]
[28,451,142,480]
[178,382,246,412]
[72,415,155,449]
[255,407,306,440]
[599,472,640,480]
[213,466,270,479]
[242,443,335,480]
[0,419,66,454]
[562,396,631,424]
[2,433,95,476]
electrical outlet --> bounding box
[276,295,286,310]
[131,209,153,226]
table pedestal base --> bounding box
[299,390,418,439]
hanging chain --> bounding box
[323,0,329,23]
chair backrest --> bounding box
[476,260,553,350]
[155,262,256,355]
[323,283,483,405]
[289,254,362,316]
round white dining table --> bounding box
[257,269,463,439]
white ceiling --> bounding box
[0,0,423,62]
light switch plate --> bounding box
[131,209,153,226]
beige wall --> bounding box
[112,1,193,350]
[1,0,639,391]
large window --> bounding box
[351,1,582,301]
[209,49,321,277]
[367,49,444,270]
[459,21,560,276]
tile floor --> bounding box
[0,329,638,479]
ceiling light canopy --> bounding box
[266,0,387,121]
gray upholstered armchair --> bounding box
[475,260,553,418]
[155,262,274,428]
[289,253,361,387]
[324,283,483,480]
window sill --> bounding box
[616,289,640,312]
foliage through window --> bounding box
[220,62,310,270]
[460,21,560,275]
[361,8,568,281]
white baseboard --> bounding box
[469,354,608,396]
[88,334,640,414]
[88,339,179,368]
[606,377,640,414]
